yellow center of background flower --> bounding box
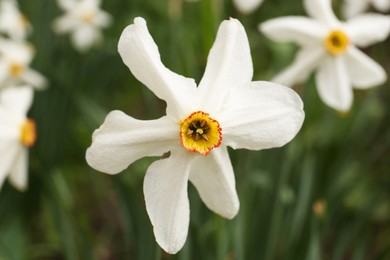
[180,111,222,156]
[324,30,349,56]
[10,63,24,77]
[82,12,95,24]
[20,119,36,147]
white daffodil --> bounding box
[184,0,264,14]
[0,86,35,191]
[343,0,390,18]
[0,39,47,90]
[0,0,31,41]
[53,0,112,52]
[260,0,390,112]
[86,17,304,254]
[233,0,264,14]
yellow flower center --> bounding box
[20,119,36,147]
[324,30,350,56]
[179,111,222,156]
[9,63,24,77]
[82,12,95,24]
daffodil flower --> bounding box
[0,0,31,41]
[233,0,264,14]
[0,86,35,191]
[86,17,304,254]
[52,0,112,52]
[0,39,47,90]
[260,0,390,112]
[343,0,390,18]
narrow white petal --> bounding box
[198,18,253,114]
[8,148,28,191]
[304,0,339,26]
[21,69,47,89]
[71,26,101,52]
[0,141,19,191]
[52,14,78,34]
[344,47,386,88]
[0,85,33,116]
[144,151,193,254]
[343,14,390,48]
[220,81,304,150]
[342,0,369,18]
[86,111,178,175]
[233,0,264,14]
[316,56,352,112]
[118,17,197,120]
[94,11,112,27]
[189,146,239,219]
[260,17,327,45]
[272,47,325,86]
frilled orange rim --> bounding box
[324,30,350,56]
[179,111,222,156]
[20,119,36,147]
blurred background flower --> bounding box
[0,0,389,259]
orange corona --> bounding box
[20,119,36,147]
[324,30,350,56]
[179,111,222,156]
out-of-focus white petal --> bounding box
[57,0,77,11]
[8,148,28,191]
[189,146,239,219]
[342,0,369,18]
[0,86,33,116]
[52,14,79,34]
[71,26,101,52]
[118,17,197,120]
[86,111,178,175]
[198,18,253,114]
[144,151,193,254]
[0,39,33,65]
[316,56,352,112]
[0,140,19,190]
[94,11,112,27]
[260,17,327,45]
[374,0,390,11]
[233,0,264,14]
[220,81,304,150]
[273,47,325,86]
[304,0,339,26]
[21,69,47,89]
[345,46,386,88]
[343,14,390,48]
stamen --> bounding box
[324,30,349,56]
[10,63,24,77]
[179,111,222,156]
[20,119,36,147]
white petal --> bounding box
[342,0,369,18]
[304,0,339,26]
[71,26,101,52]
[21,69,47,89]
[52,14,78,34]
[0,85,33,116]
[189,146,239,219]
[144,151,193,254]
[86,111,178,175]
[260,17,327,45]
[8,148,28,191]
[220,81,304,150]
[118,17,197,120]
[198,18,253,114]
[373,0,390,11]
[343,14,390,48]
[94,11,112,27]
[0,140,19,191]
[272,47,325,86]
[345,47,387,88]
[316,56,352,112]
[233,0,264,14]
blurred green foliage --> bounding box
[0,0,389,259]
